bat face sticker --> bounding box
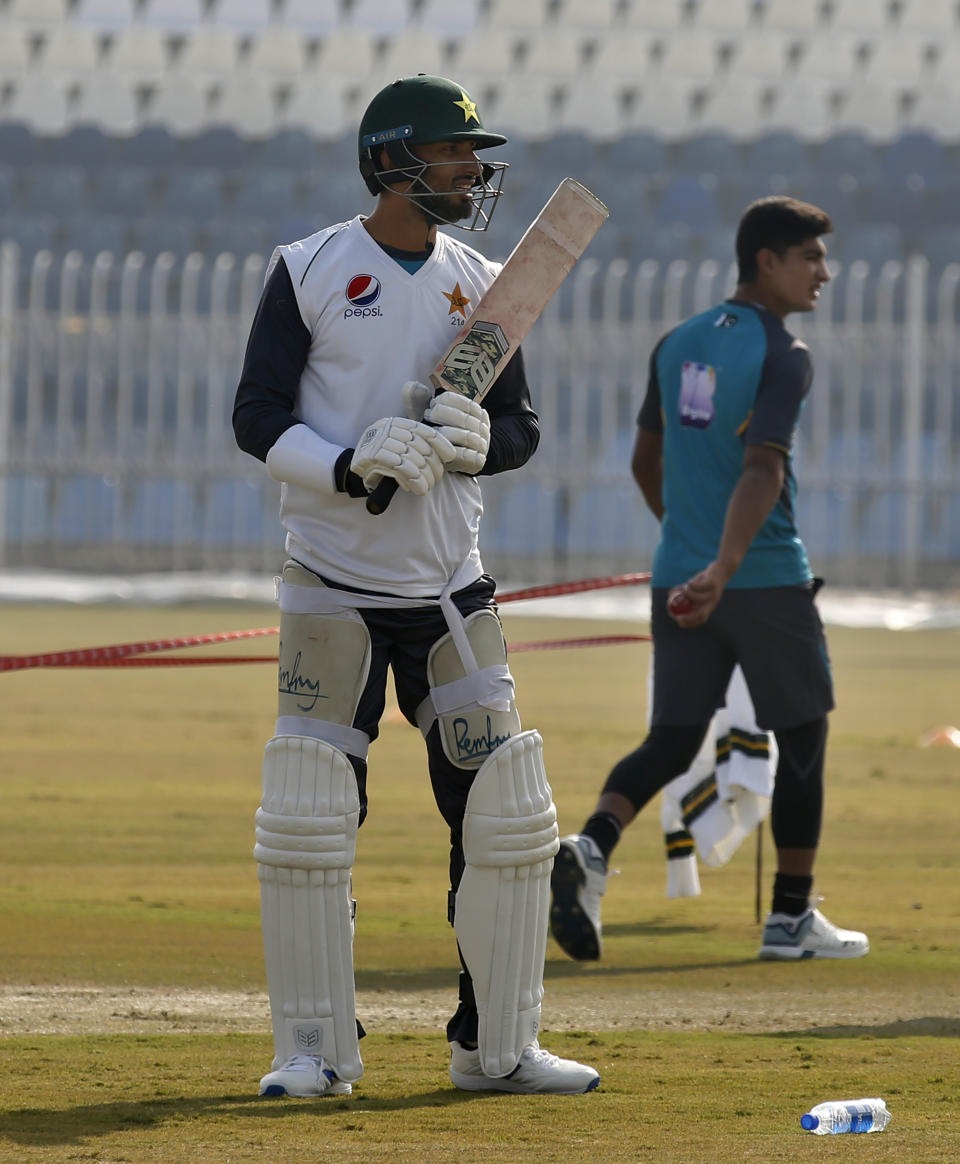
[437,320,510,399]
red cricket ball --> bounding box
[668,587,694,615]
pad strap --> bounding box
[275,715,370,760]
[414,664,515,736]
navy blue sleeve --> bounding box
[637,336,666,433]
[745,340,812,454]
[232,257,311,464]
[477,346,540,476]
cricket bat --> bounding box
[365,177,609,514]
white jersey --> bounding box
[273,216,502,597]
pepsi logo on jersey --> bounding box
[344,274,383,319]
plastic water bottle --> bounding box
[800,1097,891,1134]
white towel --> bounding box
[659,665,777,896]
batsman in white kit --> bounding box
[233,74,601,1097]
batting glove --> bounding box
[350,416,455,495]
[422,390,491,476]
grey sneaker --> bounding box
[258,1053,352,1097]
[758,907,869,960]
[449,1040,600,1094]
[550,833,607,961]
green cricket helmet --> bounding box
[358,74,508,232]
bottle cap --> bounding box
[800,1114,819,1130]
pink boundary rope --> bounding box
[1,572,651,672]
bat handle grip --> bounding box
[365,476,399,515]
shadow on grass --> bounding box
[0,1086,482,1149]
[771,1016,960,1039]
[355,920,723,991]
[544,957,757,980]
[354,967,459,991]
[602,920,712,939]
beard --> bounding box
[414,188,475,226]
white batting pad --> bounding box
[455,730,559,1077]
[255,735,363,1082]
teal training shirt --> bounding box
[638,299,814,589]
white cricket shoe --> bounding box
[449,1040,600,1094]
[550,833,607,961]
[758,906,869,960]
[258,1054,353,1098]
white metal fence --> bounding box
[1,241,959,589]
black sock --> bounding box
[582,812,622,863]
[772,873,813,917]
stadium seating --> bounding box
[55,124,117,165]
[0,213,60,255]
[484,0,550,32]
[758,0,824,34]
[555,77,629,139]
[245,26,312,77]
[4,0,960,586]
[376,28,450,82]
[277,0,340,35]
[699,77,771,139]
[622,0,686,33]
[71,76,142,136]
[0,167,14,216]
[107,26,172,80]
[175,26,242,79]
[349,0,415,35]
[138,0,205,30]
[828,0,893,33]
[72,0,135,30]
[557,0,621,30]
[40,24,103,75]
[1,0,959,272]
[863,35,932,87]
[161,169,225,220]
[899,0,959,33]
[63,213,130,257]
[91,165,157,216]
[147,77,216,135]
[4,75,72,135]
[6,0,70,26]
[210,76,281,139]
[729,28,796,80]
[694,0,757,34]
[211,0,274,34]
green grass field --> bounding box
[1,603,958,1162]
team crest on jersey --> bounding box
[443,281,471,318]
[679,360,716,428]
[344,274,382,318]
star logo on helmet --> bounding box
[453,91,480,125]
[443,282,471,317]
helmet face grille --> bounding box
[368,139,509,232]
[357,75,508,230]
